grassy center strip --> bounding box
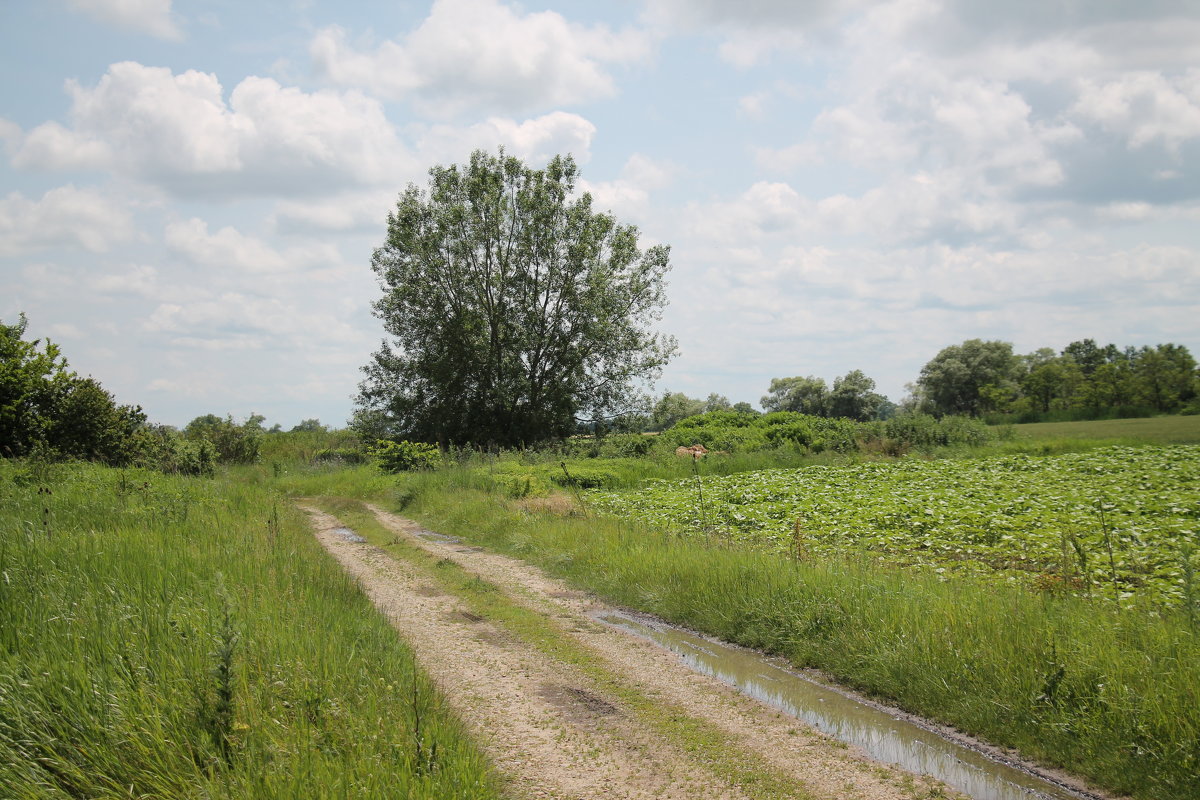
[309,496,823,800]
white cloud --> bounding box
[0,184,134,256]
[14,121,113,171]
[47,322,83,339]
[165,218,342,273]
[578,154,673,218]
[271,190,396,234]
[738,92,769,119]
[413,111,597,166]
[15,62,414,198]
[90,264,159,296]
[66,0,182,41]
[310,0,652,116]
[1072,70,1200,150]
[643,0,872,66]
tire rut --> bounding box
[299,503,757,800]
[302,501,955,800]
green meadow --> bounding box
[5,415,1200,799]
[1011,414,1200,444]
[0,460,502,799]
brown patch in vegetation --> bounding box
[515,492,583,516]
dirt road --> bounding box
[300,501,955,800]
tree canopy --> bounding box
[911,337,1199,419]
[358,150,677,448]
[760,371,888,421]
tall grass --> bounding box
[0,460,502,799]
[391,471,1200,800]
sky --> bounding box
[2,0,1199,429]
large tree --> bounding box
[760,375,830,415]
[358,150,677,447]
[915,339,1017,416]
[828,370,887,421]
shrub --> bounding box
[183,414,262,464]
[312,448,368,465]
[551,462,621,490]
[371,440,441,473]
[884,413,993,449]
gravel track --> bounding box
[300,501,953,800]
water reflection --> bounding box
[597,611,1092,800]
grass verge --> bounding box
[383,471,1200,800]
[0,460,504,799]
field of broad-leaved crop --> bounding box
[587,445,1200,607]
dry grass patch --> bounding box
[515,492,584,516]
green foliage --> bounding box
[552,462,620,489]
[358,149,677,448]
[878,413,992,449]
[372,439,441,473]
[918,337,1199,421]
[137,425,217,476]
[399,471,1200,800]
[760,372,889,422]
[558,432,656,459]
[828,369,888,421]
[654,410,965,456]
[184,414,263,464]
[659,410,769,452]
[0,461,502,798]
[915,339,1017,417]
[760,375,830,415]
[589,445,1200,608]
[1,314,147,465]
[648,391,705,431]
[487,465,552,498]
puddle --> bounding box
[330,527,365,543]
[596,610,1096,800]
[412,528,461,544]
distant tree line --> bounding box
[909,338,1200,421]
[625,337,1197,435]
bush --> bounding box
[491,470,551,498]
[371,440,441,473]
[556,433,657,460]
[183,414,262,464]
[883,413,993,449]
[135,426,216,476]
[1,315,147,465]
[312,448,368,465]
[658,411,771,452]
[551,462,621,489]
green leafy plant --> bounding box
[371,440,441,473]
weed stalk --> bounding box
[38,486,52,537]
[206,574,239,768]
[410,666,438,775]
[1182,543,1197,631]
[1096,501,1120,606]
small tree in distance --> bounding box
[358,149,677,448]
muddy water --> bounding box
[331,527,366,543]
[597,611,1095,800]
